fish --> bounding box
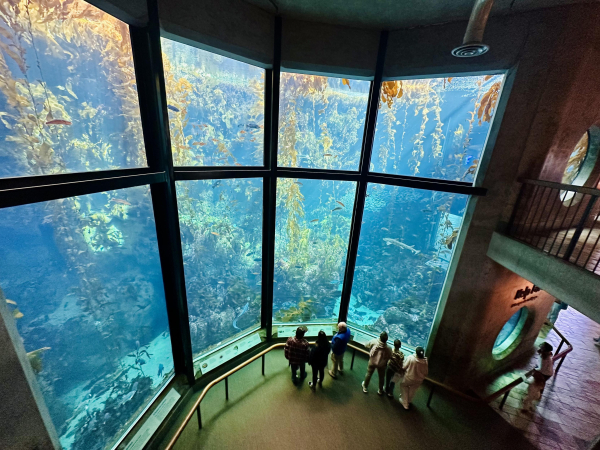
[251,272,260,275]
[381,227,389,231]
[111,198,131,206]
[167,105,180,112]
[310,219,319,223]
[46,119,71,125]
[5,299,16,305]
[218,281,224,284]
[318,109,325,114]
[232,302,250,330]
[235,163,242,166]
[324,154,333,157]
[192,142,206,146]
[121,390,136,404]
[240,130,247,134]
[212,181,222,189]
[465,155,474,165]
[382,238,421,255]
[295,265,302,269]
[211,232,220,236]
[254,258,262,261]
[246,251,255,256]
[332,207,342,211]
[342,78,351,89]
[13,309,23,319]
[246,122,260,129]
[158,364,164,377]
[295,181,303,186]
[422,209,432,213]
[336,201,345,207]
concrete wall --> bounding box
[0,296,60,450]
[428,4,600,387]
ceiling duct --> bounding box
[451,0,494,57]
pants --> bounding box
[290,363,306,381]
[364,364,386,391]
[330,353,344,375]
[399,380,422,407]
[523,371,550,410]
[312,366,325,385]
[385,368,396,394]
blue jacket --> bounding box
[331,328,351,355]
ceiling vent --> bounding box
[452,0,494,57]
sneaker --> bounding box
[329,370,337,379]
[402,403,409,410]
[308,381,315,390]
[292,377,298,384]
[377,389,383,396]
[362,381,368,393]
[338,369,344,374]
[387,392,394,398]
[594,337,600,342]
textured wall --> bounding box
[428,3,600,388]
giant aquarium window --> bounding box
[273,178,356,324]
[161,39,265,167]
[348,183,468,348]
[176,178,263,357]
[0,0,147,178]
[278,73,370,171]
[0,186,173,450]
[371,74,504,183]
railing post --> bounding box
[427,385,435,408]
[499,390,510,410]
[196,405,202,430]
[555,338,565,356]
[225,376,229,400]
[351,348,356,370]
[562,196,597,261]
[262,354,265,376]
[555,355,567,374]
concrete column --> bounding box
[0,296,60,450]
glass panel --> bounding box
[372,74,504,183]
[0,186,173,450]
[0,0,147,178]
[278,73,369,171]
[347,183,469,348]
[161,39,265,167]
[273,178,356,323]
[176,179,263,357]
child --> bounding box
[362,332,393,395]
[385,339,405,398]
[521,342,554,412]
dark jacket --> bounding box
[331,328,351,355]
[309,341,331,368]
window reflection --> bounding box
[0,0,147,178]
[177,179,263,357]
[348,184,468,348]
[372,74,504,183]
[278,73,369,171]
[0,186,173,450]
[161,39,265,167]
[273,178,356,323]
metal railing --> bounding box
[487,323,573,409]
[508,179,600,275]
[164,342,476,450]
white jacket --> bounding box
[402,354,428,385]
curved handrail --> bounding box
[164,341,474,449]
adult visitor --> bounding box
[399,346,428,409]
[385,339,405,398]
[546,300,568,325]
[522,342,554,412]
[308,330,331,389]
[329,322,351,379]
[284,326,310,384]
[362,332,393,395]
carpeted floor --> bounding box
[169,349,535,450]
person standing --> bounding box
[284,326,310,384]
[522,342,554,412]
[547,300,567,325]
[308,330,331,389]
[385,339,405,398]
[329,322,351,379]
[399,347,428,409]
[362,332,393,395]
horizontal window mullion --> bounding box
[367,173,487,196]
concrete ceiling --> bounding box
[242,0,595,29]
